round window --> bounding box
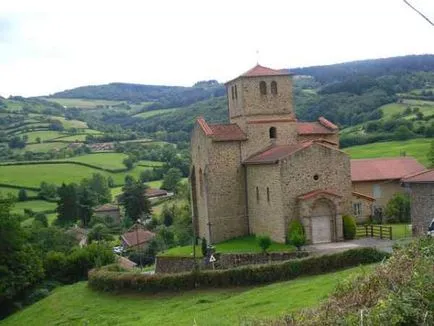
[313,174,319,181]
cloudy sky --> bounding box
[0,0,433,97]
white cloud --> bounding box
[0,0,433,97]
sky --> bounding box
[0,0,433,97]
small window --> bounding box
[199,169,204,197]
[234,84,238,99]
[269,127,277,139]
[259,81,267,95]
[313,174,319,181]
[271,81,277,95]
[256,186,259,202]
[267,187,270,202]
[353,203,362,216]
[231,86,234,100]
[373,185,382,198]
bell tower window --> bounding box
[269,127,276,139]
[271,81,277,95]
[259,81,267,95]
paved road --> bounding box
[305,238,398,255]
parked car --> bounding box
[427,218,434,237]
[113,246,124,254]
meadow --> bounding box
[345,138,433,166]
[43,98,125,109]
[380,101,434,119]
[1,265,374,326]
[11,200,56,215]
[21,130,66,143]
[63,152,130,170]
[134,108,180,119]
[15,142,69,153]
[0,187,39,198]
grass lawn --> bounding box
[134,108,180,119]
[16,142,68,153]
[138,160,165,167]
[1,265,375,326]
[11,200,56,215]
[385,223,412,240]
[0,163,152,188]
[64,152,129,170]
[0,187,39,198]
[54,134,87,142]
[20,130,66,143]
[344,138,433,166]
[146,179,163,189]
[161,235,295,257]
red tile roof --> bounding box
[351,157,426,182]
[196,117,247,141]
[243,142,314,164]
[401,169,434,183]
[297,117,338,135]
[121,228,155,247]
[352,191,375,202]
[145,188,168,198]
[240,64,291,77]
[94,203,119,212]
[298,189,342,200]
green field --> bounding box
[138,160,165,167]
[134,108,180,119]
[53,134,87,142]
[64,153,130,170]
[380,101,434,119]
[345,138,433,166]
[20,130,66,143]
[17,142,69,153]
[11,200,56,215]
[161,235,295,257]
[0,187,39,198]
[1,265,374,326]
[21,212,57,227]
[0,163,152,188]
[44,98,125,109]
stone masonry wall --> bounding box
[155,251,308,274]
[410,183,434,236]
[280,143,352,242]
[352,180,403,209]
[246,164,286,243]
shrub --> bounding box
[88,247,389,293]
[385,193,410,223]
[18,188,28,201]
[288,219,306,249]
[342,215,357,240]
[257,235,271,253]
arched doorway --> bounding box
[310,199,334,244]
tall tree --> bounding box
[56,183,78,226]
[77,186,96,227]
[119,178,152,221]
[81,173,112,205]
[161,168,183,192]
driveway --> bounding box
[305,238,396,255]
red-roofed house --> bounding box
[401,169,434,236]
[121,224,156,249]
[189,64,358,244]
[94,203,122,224]
[351,157,426,218]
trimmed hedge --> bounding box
[88,247,389,293]
[343,215,357,240]
[0,160,126,173]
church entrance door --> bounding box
[311,199,333,244]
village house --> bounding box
[351,157,425,219]
[121,224,156,249]
[189,64,374,244]
[94,203,122,224]
[401,169,434,236]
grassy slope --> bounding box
[43,98,124,109]
[161,235,295,257]
[0,187,39,197]
[345,138,433,166]
[63,152,130,170]
[14,142,69,153]
[11,200,56,214]
[133,108,180,119]
[1,265,374,326]
[21,131,66,143]
[0,164,152,188]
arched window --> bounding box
[256,186,259,202]
[271,81,278,95]
[267,187,270,202]
[269,127,277,139]
[234,84,238,99]
[259,81,267,95]
[231,86,234,100]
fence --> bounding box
[356,224,392,240]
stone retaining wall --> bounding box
[155,251,308,274]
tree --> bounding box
[161,204,174,227]
[35,137,41,143]
[87,223,113,243]
[107,176,115,188]
[161,168,182,192]
[56,183,78,226]
[81,173,111,205]
[77,186,96,227]
[39,182,57,200]
[123,157,134,170]
[428,140,434,168]
[385,193,411,223]
[18,188,28,201]
[257,235,271,253]
[287,219,306,250]
[119,178,152,221]
[342,215,357,240]
[34,213,48,227]
[394,125,413,140]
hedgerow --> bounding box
[88,247,389,293]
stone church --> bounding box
[190,64,352,244]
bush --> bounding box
[88,247,389,293]
[18,188,28,201]
[257,235,271,253]
[287,219,306,249]
[342,215,357,240]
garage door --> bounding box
[311,216,332,244]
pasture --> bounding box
[1,265,374,326]
[16,142,68,153]
[380,102,434,119]
[134,108,180,119]
[21,130,66,143]
[11,200,56,215]
[0,187,39,198]
[43,98,125,109]
[63,152,130,170]
[345,138,433,166]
